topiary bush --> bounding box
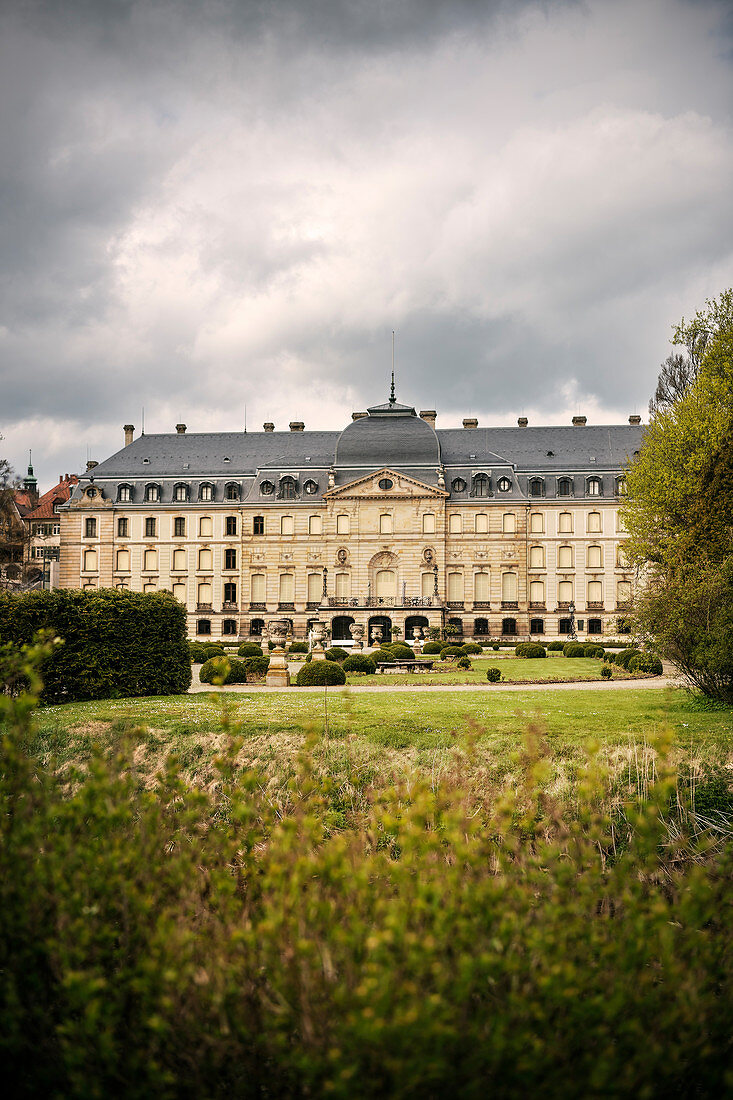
[295,660,346,686]
[390,644,415,660]
[342,654,377,675]
[0,588,191,703]
[515,643,547,658]
[325,647,349,663]
[546,641,565,651]
[563,643,587,658]
[288,641,308,654]
[237,642,264,658]
[492,644,500,651]
[456,656,471,669]
[461,643,483,655]
[583,645,606,659]
[628,653,663,676]
[188,642,207,664]
[601,664,613,679]
[422,642,442,655]
[376,652,395,664]
[440,646,464,659]
[613,648,642,669]
[486,667,502,682]
[199,656,249,685]
[242,655,270,679]
[204,645,226,659]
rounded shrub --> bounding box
[325,647,349,663]
[390,644,415,660]
[237,642,263,659]
[342,654,377,675]
[492,644,500,651]
[563,642,587,658]
[601,664,613,679]
[288,641,308,654]
[440,646,464,659]
[243,655,270,679]
[376,651,395,664]
[204,644,225,658]
[456,656,471,669]
[461,643,483,655]
[295,660,347,686]
[486,667,502,683]
[629,653,663,676]
[583,644,606,659]
[199,656,249,685]
[188,642,207,664]
[515,642,547,658]
[422,641,442,655]
[546,641,564,651]
[614,648,642,670]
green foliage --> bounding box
[342,654,377,675]
[461,643,483,655]
[546,641,565,651]
[389,644,415,660]
[287,641,308,654]
[563,643,587,658]
[456,656,471,669]
[628,653,663,676]
[324,647,349,663]
[199,656,249,685]
[0,589,191,702]
[583,644,606,659]
[613,648,642,669]
[295,660,347,686]
[601,665,613,679]
[203,644,225,658]
[422,641,442,655]
[515,642,547,658]
[492,644,500,651]
[439,645,464,659]
[237,642,264,658]
[188,642,207,663]
[375,651,395,664]
[486,667,502,682]
[242,655,270,679]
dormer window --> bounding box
[278,476,297,500]
[616,476,627,496]
[304,479,318,495]
[471,473,490,497]
[199,483,214,502]
[497,477,512,492]
[225,482,240,501]
[557,477,573,497]
[117,484,132,502]
[586,476,603,497]
[173,483,189,502]
[144,483,160,503]
[260,480,274,495]
[451,477,467,493]
[528,477,545,498]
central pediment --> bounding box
[324,467,448,501]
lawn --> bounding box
[350,655,634,685]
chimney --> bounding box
[176,423,187,434]
[352,411,368,421]
[86,460,98,471]
[419,410,437,427]
[263,422,275,432]
[289,421,305,432]
[629,414,641,425]
[572,415,587,426]
[517,417,528,427]
[124,424,134,446]
[463,418,478,429]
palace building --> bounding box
[58,392,642,643]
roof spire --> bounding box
[390,330,396,404]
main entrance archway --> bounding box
[404,615,429,640]
[331,615,355,642]
[368,615,392,645]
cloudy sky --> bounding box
[1,0,732,486]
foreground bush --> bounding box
[546,641,564,651]
[0,652,731,1099]
[422,641,442,655]
[486,667,502,682]
[188,642,207,663]
[199,657,249,685]
[0,589,190,702]
[563,642,587,658]
[324,647,349,663]
[613,647,642,669]
[389,644,415,660]
[629,653,664,675]
[440,645,464,659]
[583,644,606,659]
[515,642,547,658]
[295,660,346,686]
[242,655,270,679]
[342,654,377,674]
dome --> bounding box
[334,400,441,469]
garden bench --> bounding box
[376,659,434,673]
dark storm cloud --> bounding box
[0,0,732,485]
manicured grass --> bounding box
[356,655,631,685]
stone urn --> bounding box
[349,622,365,651]
[370,625,383,647]
[413,628,423,655]
[310,620,328,662]
[266,618,291,687]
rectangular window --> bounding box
[145,517,156,538]
[421,572,434,599]
[616,544,628,567]
[200,485,213,502]
[587,580,603,603]
[281,515,294,536]
[558,580,574,604]
[616,512,627,533]
[172,582,187,603]
[198,548,213,571]
[225,548,237,570]
[379,514,393,535]
[143,549,157,571]
[117,517,129,538]
[197,581,212,605]
[174,517,186,538]
[501,572,517,602]
[225,516,237,536]
[335,571,349,597]
[307,573,321,603]
[251,573,266,603]
[558,546,573,569]
[587,511,602,533]
[84,517,97,538]
[449,514,462,534]
[587,545,603,569]
[172,548,186,571]
[223,582,237,604]
[253,516,265,535]
[309,515,322,535]
[529,512,544,534]
[529,579,545,605]
[118,485,131,502]
[422,512,436,535]
[475,513,488,534]
[502,513,516,534]
[617,580,631,604]
[278,573,294,603]
[115,549,130,572]
[529,546,545,568]
[447,572,464,602]
[558,512,573,533]
[474,572,490,602]
[336,514,350,535]
[199,516,213,537]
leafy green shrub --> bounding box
[188,642,207,663]
[204,644,225,658]
[440,646,464,659]
[546,641,565,651]
[342,654,377,675]
[461,643,483,655]
[456,656,471,669]
[614,648,642,669]
[237,642,264,658]
[376,652,395,664]
[515,643,547,658]
[486,667,502,682]
[629,653,663,675]
[492,644,500,651]
[583,645,606,659]
[0,588,191,702]
[563,643,587,658]
[390,644,415,660]
[288,641,308,654]
[242,655,270,679]
[199,656,249,685]
[601,664,613,679]
[422,641,442,655]
[324,647,349,663]
[295,660,346,686]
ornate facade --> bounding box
[58,395,642,642]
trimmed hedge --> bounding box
[342,654,377,675]
[440,646,465,659]
[563,643,587,658]
[199,657,249,685]
[242,655,270,679]
[515,643,547,659]
[601,665,613,679]
[189,642,207,663]
[0,588,191,703]
[288,642,308,654]
[325,647,349,663]
[546,641,565,651]
[295,660,346,686]
[613,648,642,669]
[456,656,471,669]
[390,644,415,660]
[583,645,606,659]
[486,667,502,682]
[629,653,663,675]
[461,643,483,655]
[237,642,264,659]
[422,642,442,655]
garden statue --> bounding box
[310,621,327,661]
[349,622,365,651]
[266,619,291,686]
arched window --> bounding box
[174,517,186,537]
[617,580,631,606]
[529,579,545,606]
[587,511,602,533]
[279,476,297,500]
[117,484,132,502]
[196,619,211,636]
[115,549,130,572]
[422,512,436,535]
[172,582,186,603]
[558,580,574,605]
[451,477,467,493]
[223,582,237,606]
[528,477,544,498]
[616,544,628,567]
[253,515,265,535]
[558,545,573,569]
[249,618,264,636]
[558,511,573,533]
[304,479,319,495]
[449,514,462,534]
[198,548,213,571]
[502,513,516,534]
[475,513,488,533]
[173,483,189,502]
[375,569,396,599]
[474,572,490,604]
[199,483,214,502]
[586,477,602,496]
[222,619,237,635]
[144,483,160,502]
[502,618,517,635]
[497,477,512,492]
[530,618,545,634]
[558,618,572,635]
[172,548,186,571]
[472,473,490,497]
[309,515,322,535]
[529,545,545,568]
[529,512,544,533]
[501,572,517,605]
[199,516,213,537]
[587,545,603,569]
[197,581,212,607]
[278,573,294,605]
[225,516,237,536]
[588,618,602,635]
[225,483,240,501]
[587,580,603,606]
[143,549,157,571]
[557,478,573,497]
[143,582,157,593]
[616,476,627,496]
[260,480,274,496]
[224,548,236,570]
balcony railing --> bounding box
[249,602,266,611]
[306,601,320,610]
[447,601,464,610]
[196,602,213,611]
[472,601,491,609]
[327,596,437,608]
[222,601,238,610]
[529,602,546,609]
[501,601,519,610]
[586,602,605,610]
[278,603,295,611]
[557,602,572,610]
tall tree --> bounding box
[648,289,733,415]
